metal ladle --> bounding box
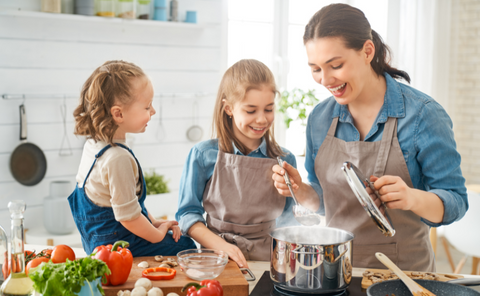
[277,157,322,226]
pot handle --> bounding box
[240,268,256,281]
[19,104,27,141]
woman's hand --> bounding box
[272,161,302,196]
[218,241,249,270]
[371,175,415,211]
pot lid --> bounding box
[341,161,396,237]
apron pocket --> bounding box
[353,243,397,269]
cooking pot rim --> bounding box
[270,225,354,245]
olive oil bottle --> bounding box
[0,200,34,296]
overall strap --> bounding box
[373,117,397,177]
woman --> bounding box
[272,3,467,272]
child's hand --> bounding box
[272,161,302,196]
[156,220,181,242]
[169,225,181,242]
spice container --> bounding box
[41,0,61,13]
[95,0,114,17]
[153,0,167,21]
[117,0,135,18]
[137,0,151,19]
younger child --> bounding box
[69,60,196,256]
[176,59,298,268]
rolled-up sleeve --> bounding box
[176,146,209,235]
[304,112,325,215]
[414,101,468,227]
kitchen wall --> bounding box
[0,0,227,237]
[450,0,480,185]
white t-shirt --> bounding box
[76,139,142,222]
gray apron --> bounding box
[315,117,435,271]
[203,149,286,260]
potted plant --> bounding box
[144,170,170,195]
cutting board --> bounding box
[102,256,249,296]
[361,268,464,289]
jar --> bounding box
[95,0,114,17]
[137,0,151,19]
[116,0,135,19]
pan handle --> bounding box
[447,277,480,286]
[19,104,27,141]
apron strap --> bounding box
[373,118,397,177]
[326,117,339,137]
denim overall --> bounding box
[68,143,195,256]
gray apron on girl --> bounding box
[203,149,286,261]
[315,117,435,271]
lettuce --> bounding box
[29,256,111,296]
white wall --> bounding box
[0,0,226,238]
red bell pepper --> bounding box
[142,267,176,280]
[92,240,133,286]
[182,279,224,296]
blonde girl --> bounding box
[176,59,298,268]
[69,60,196,256]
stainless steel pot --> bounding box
[270,226,354,294]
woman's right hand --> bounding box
[272,161,302,196]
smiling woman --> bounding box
[271,3,468,272]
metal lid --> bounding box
[341,162,396,237]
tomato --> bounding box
[25,257,49,275]
[24,250,36,264]
[2,251,8,280]
[50,245,75,263]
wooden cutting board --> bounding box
[102,256,249,296]
[361,268,464,289]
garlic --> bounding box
[138,261,149,268]
[135,278,153,291]
[147,287,164,296]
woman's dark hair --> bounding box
[303,3,410,83]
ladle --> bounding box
[375,252,436,296]
[276,157,322,226]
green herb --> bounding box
[277,88,319,128]
[144,170,170,195]
[29,256,111,296]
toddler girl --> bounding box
[176,59,298,268]
[69,60,196,256]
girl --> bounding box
[175,59,298,268]
[69,60,196,256]
[272,4,467,271]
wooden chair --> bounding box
[440,185,480,274]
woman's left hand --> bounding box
[370,175,415,211]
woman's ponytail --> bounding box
[371,30,410,83]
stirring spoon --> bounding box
[276,157,322,226]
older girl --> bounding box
[176,59,298,268]
[272,4,467,271]
[69,60,196,256]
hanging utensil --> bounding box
[156,99,166,142]
[59,98,73,156]
[186,100,203,142]
[277,157,322,226]
[341,161,395,237]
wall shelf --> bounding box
[0,8,207,29]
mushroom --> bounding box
[135,278,153,291]
[159,263,170,268]
[138,261,149,268]
[154,255,164,262]
[131,286,148,296]
[166,294,180,296]
[147,287,164,296]
[117,291,132,296]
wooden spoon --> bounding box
[375,252,436,296]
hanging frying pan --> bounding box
[367,278,480,296]
[9,104,47,186]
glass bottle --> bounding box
[95,0,115,17]
[0,200,34,296]
[116,0,135,19]
[137,0,151,19]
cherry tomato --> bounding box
[24,250,36,264]
[2,252,8,280]
[50,245,76,263]
[26,257,49,275]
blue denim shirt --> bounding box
[176,137,299,235]
[305,73,468,227]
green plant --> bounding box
[144,171,170,195]
[277,88,319,128]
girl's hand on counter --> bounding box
[272,161,302,196]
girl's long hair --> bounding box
[303,3,410,83]
[73,60,146,145]
[212,59,284,158]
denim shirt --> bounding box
[176,137,299,235]
[305,73,468,227]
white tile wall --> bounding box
[450,0,480,185]
[0,0,226,238]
